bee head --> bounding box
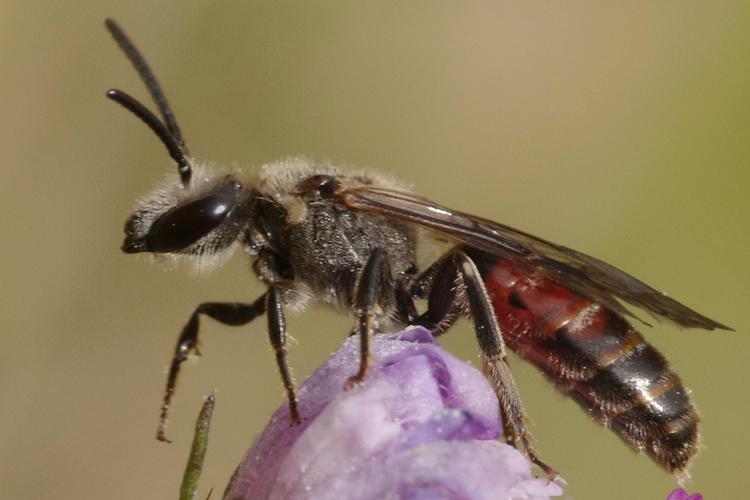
[122,171,251,256]
[105,19,256,262]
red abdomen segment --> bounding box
[468,250,699,474]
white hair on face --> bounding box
[187,241,241,275]
[128,161,249,275]
[129,162,234,234]
[136,241,239,277]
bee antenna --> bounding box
[106,89,192,185]
[105,18,191,187]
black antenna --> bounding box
[105,18,187,151]
[105,18,192,187]
[106,89,192,181]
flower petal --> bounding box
[225,327,563,499]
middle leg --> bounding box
[266,286,301,424]
[345,247,388,388]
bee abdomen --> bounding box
[476,254,699,474]
[567,327,699,473]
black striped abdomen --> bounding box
[474,252,699,474]
[564,314,699,473]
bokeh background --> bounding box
[1,2,748,499]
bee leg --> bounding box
[266,286,301,425]
[159,295,267,442]
[395,284,418,325]
[412,253,462,336]
[454,252,558,479]
[345,248,387,388]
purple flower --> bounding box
[666,488,703,500]
[225,327,563,499]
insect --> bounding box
[105,18,730,478]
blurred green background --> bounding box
[1,2,748,499]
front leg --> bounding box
[345,248,387,388]
[159,296,267,442]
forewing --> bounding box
[340,186,729,331]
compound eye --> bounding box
[147,193,236,252]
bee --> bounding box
[105,19,730,477]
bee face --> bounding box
[122,174,249,256]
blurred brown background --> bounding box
[1,2,748,499]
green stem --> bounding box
[180,393,216,500]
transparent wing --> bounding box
[340,186,730,330]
